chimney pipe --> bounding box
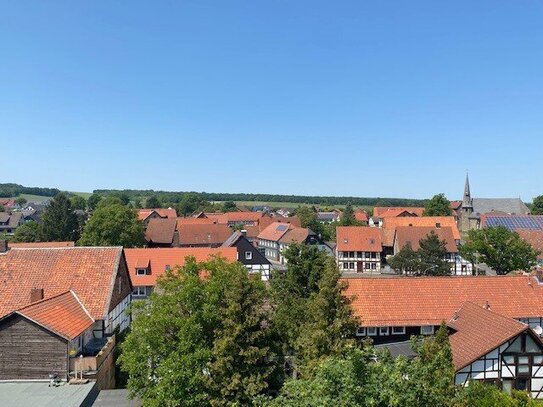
[30,288,44,303]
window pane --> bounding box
[507,337,522,352]
[534,356,543,364]
[518,356,529,364]
[518,365,530,374]
[526,335,541,353]
[503,380,513,394]
[503,356,515,365]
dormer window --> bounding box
[165,264,171,271]
[136,268,148,276]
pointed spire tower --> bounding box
[462,173,473,210]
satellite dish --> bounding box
[534,326,543,336]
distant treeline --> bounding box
[93,189,427,207]
[0,183,61,198]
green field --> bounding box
[230,201,373,212]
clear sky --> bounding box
[1,1,542,201]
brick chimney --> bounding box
[0,240,8,253]
[30,288,44,303]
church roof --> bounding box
[471,198,530,217]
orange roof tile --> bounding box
[344,275,543,327]
[373,207,425,217]
[15,291,94,340]
[279,228,311,244]
[448,302,530,370]
[336,226,382,252]
[394,226,458,252]
[257,222,293,241]
[176,217,218,226]
[8,241,75,248]
[145,218,177,244]
[138,208,177,221]
[177,223,233,246]
[0,247,123,320]
[354,209,369,223]
[124,247,238,286]
[383,216,460,240]
[206,212,265,224]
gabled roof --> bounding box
[145,218,177,245]
[0,247,124,320]
[14,291,94,341]
[344,275,543,327]
[124,247,238,286]
[221,231,245,247]
[176,217,218,226]
[336,226,382,252]
[383,216,460,240]
[177,223,232,246]
[354,209,369,223]
[137,208,177,221]
[472,198,530,216]
[257,222,294,242]
[394,226,457,253]
[448,302,531,370]
[373,207,425,217]
[481,214,543,231]
[205,212,264,224]
[279,228,313,244]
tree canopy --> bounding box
[78,203,145,247]
[532,195,543,215]
[424,193,451,216]
[460,227,540,275]
[11,221,46,243]
[145,195,161,209]
[41,193,80,241]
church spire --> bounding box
[463,173,473,209]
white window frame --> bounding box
[356,327,366,337]
[245,251,253,260]
[132,286,147,297]
[136,268,147,276]
[367,327,377,336]
[421,325,434,335]
[392,326,406,335]
[379,327,389,336]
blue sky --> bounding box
[1,1,542,201]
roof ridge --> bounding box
[70,290,95,322]
[17,290,73,310]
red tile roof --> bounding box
[205,212,264,224]
[516,230,543,260]
[257,222,294,241]
[354,209,369,223]
[373,207,425,217]
[336,226,382,252]
[176,217,218,225]
[0,247,123,320]
[448,302,530,370]
[383,216,460,240]
[279,228,311,244]
[177,223,232,246]
[394,226,458,253]
[124,247,238,286]
[15,291,94,340]
[145,218,177,245]
[343,275,543,327]
[8,242,75,248]
[138,208,177,220]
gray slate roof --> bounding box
[472,198,530,217]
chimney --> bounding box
[240,229,247,237]
[0,240,8,253]
[30,288,44,303]
[484,301,491,310]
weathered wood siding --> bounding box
[0,314,68,379]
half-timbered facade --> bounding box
[336,226,383,273]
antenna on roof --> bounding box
[484,301,490,310]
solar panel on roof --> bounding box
[276,224,288,231]
[485,216,543,231]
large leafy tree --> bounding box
[145,195,161,209]
[70,195,87,210]
[41,193,80,241]
[388,242,420,273]
[424,193,451,216]
[11,221,46,243]
[532,195,543,215]
[78,203,145,247]
[417,231,452,276]
[177,192,209,216]
[120,257,275,406]
[460,227,540,275]
[87,193,102,211]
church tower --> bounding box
[460,173,473,238]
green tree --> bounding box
[418,231,452,276]
[424,193,451,216]
[222,201,238,212]
[388,242,420,273]
[11,221,46,243]
[15,197,27,207]
[41,193,80,241]
[120,257,275,406]
[145,195,161,209]
[79,203,145,247]
[70,195,87,211]
[0,205,5,212]
[178,193,208,216]
[531,195,543,215]
[296,206,317,229]
[87,193,102,211]
[460,227,540,275]
[339,203,357,226]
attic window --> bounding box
[136,268,149,276]
[165,264,171,271]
